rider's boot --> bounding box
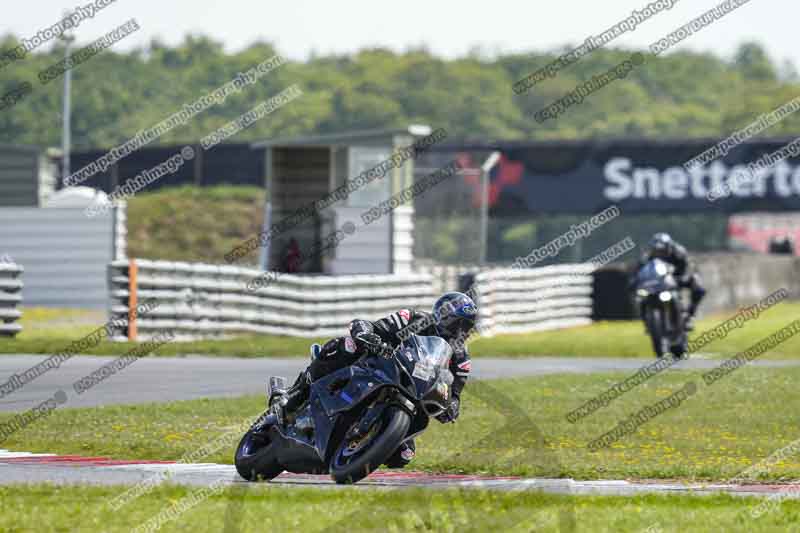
[385,440,416,469]
[639,305,648,334]
[275,370,311,424]
[684,303,698,331]
[277,339,350,424]
[276,343,322,418]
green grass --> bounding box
[3,300,799,359]
[2,330,327,358]
[4,369,800,482]
[4,305,324,356]
[0,485,797,532]
[11,307,105,342]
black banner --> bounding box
[429,138,800,214]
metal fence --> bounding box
[108,259,438,340]
[472,264,594,336]
[0,206,124,309]
[0,262,23,337]
[412,261,594,335]
[107,258,595,341]
[412,261,482,294]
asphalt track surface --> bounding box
[3,354,800,413]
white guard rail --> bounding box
[108,259,436,341]
[473,264,594,336]
[0,262,23,337]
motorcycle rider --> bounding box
[277,292,476,469]
[636,233,706,330]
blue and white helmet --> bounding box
[432,292,477,341]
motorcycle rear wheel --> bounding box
[330,406,411,485]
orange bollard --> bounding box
[127,259,138,342]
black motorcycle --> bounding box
[234,335,455,484]
[635,258,688,359]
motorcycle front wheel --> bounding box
[234,416,283,481]
[645,306,668,358]
[329,406,411,485]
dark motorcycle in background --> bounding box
[635,258,688,359]
[234,335,455,484]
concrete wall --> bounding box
[0,207,121,309]
[693,253,800,317]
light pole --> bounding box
[479,151,501,266]
[58,13,76,182]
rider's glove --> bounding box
[436,397,460,424]
[377,342,394,359]
[353,331,384,355]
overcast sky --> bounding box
[2,0,796,70]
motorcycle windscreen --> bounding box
[638,259,666,282]
[404,335,453,399]
[637,259,677,292]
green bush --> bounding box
[126,185,265,264]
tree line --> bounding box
[0,34,797,150]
